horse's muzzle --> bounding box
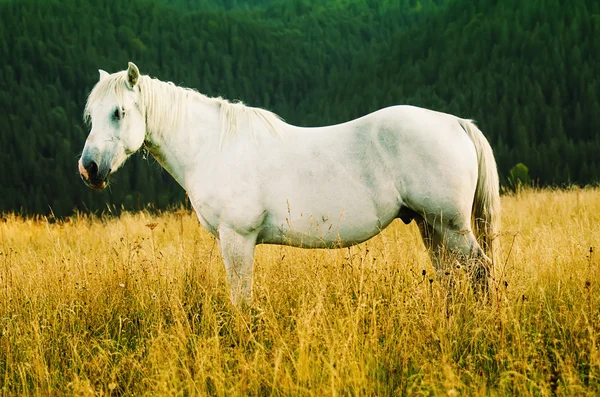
[79,158,110,190]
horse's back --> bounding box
[255,105,479,247]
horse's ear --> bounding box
[126,62,140,89]
[98,69,109,81]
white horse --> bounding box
[79,62,500,305]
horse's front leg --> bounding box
[218,225,258,306]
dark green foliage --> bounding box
[157,0,276,11]
[0,0,598,216]
[508,163,531,191]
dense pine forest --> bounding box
[1,0,598,216]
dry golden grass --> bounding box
[0,188,599,396]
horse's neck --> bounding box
[143,83,221,188]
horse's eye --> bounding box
[113,108,124,121]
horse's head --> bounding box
[79,62,146,190]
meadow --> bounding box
[0,188,598,396]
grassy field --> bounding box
[0,188,599,395]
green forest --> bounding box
[1,0,599,216]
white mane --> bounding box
[84,71,282,146]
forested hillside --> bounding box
[158,0,276,11]
[1,0,598,216]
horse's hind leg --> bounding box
[437,218,492,294]
[415,212,491,294]
[400,207,444,275]
[413,213,443,273]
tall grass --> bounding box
[0,188,598,395]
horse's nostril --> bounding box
[86,161,98,177]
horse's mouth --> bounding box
[89,180,108,190]
[81,174,109,191]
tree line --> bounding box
[0,0,598,216]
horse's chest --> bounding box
[186,171,266,236]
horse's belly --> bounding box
[257,209,398,248]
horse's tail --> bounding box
[458,118,501,264]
